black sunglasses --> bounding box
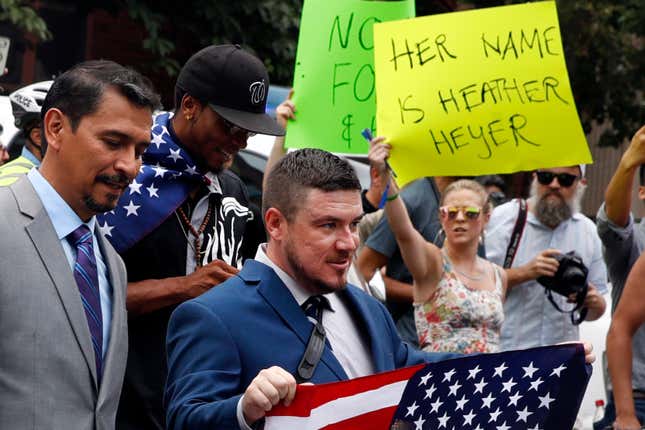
[536,171,579,187]
[220,116,256,138]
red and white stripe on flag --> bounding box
[264,364,425,430]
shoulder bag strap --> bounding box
[503,198,528,269]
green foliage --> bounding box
[0,0,51,41]
[120,0,302,83]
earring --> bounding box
[185,115,193,121]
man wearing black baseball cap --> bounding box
[104,44,284,430]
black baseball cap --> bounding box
[176,44,285,136]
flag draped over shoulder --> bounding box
[265,344,591,430]
[96,112,206,253]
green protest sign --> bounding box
[286,0,415,154]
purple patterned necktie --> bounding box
[68,225,103,383]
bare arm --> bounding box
[369,138,442,292]
[126,259,238,315]
[262,91,294,191]
[607,253,645,430]
[605,125,645,227]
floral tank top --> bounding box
[414,255,504,354]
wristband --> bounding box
[386,193,399,201]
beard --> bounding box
[284,239,349,294]
[535,191,572,228]
[84,173,131,214]
[530,179,586,228]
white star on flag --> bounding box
[443,369,456,382]
[405,401,419,417]
[516,406,533,422]
[550,364,566,377]
[419,371,432,386]
[124,200,140,217]
[489,407,502,422]
[455,394,468,410]
[167,147,183,162]
[474,377,487,394]
[98,220,114,238]
[529,377,544,391]
[151,132,165,149]
[494,362,508,378]
[424,383,436,400]
[128,178,142,195]
[523,362,539,378]
[501,378,517,393]
[437,411,450,427]
[413,416,425,430]
[481,393,496,409]
[146,183,159,198]
[538,392,555,409]
[430,397,443,413]
[448,381,461,396]
[463,410,476,425]
[497,422,511,430]
[152,163,167,178]
[508,391,522,406]
[184,164,198,175]
[468,365,482,380]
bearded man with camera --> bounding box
[484,165,607,350]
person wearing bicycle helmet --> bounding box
[0,80,52,186]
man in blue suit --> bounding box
[164,149,461,429]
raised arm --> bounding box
[607,252,645,430]
[369,138,442,291]
[605,125,645,227]
[262,90,295,191]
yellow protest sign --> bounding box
[373,1,592,185]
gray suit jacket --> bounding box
[0,176,128,430]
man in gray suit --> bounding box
[0,60,160,430]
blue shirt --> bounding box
[21,146,40,166]
[27,169,113,358]
[485,199,608,350]
[596,203,645,391]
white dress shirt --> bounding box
[236,244,375,429]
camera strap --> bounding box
[296,296,329,383]
[503,199,528,269]
[544,286,588,325]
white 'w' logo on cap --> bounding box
[249,80,266,105]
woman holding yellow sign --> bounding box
[369,137,507,354]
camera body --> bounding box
[537,251,589,298]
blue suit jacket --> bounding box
[165,260,457,430]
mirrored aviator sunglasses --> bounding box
[440,206,482,220]
[536,171,578,187]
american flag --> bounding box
[96,112,206,252]
[265,344,590,430]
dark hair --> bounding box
[640,165,645,186]
[174,87,187,111]
[42,60,161,132]
[263,148,361,221]
[475,174,507,194]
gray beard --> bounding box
[535,191,572,228]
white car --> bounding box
[231,133,371,210]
